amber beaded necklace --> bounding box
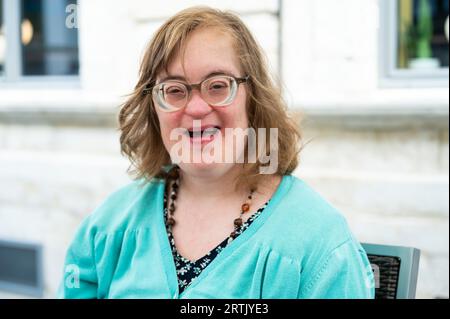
[165,165,256,240]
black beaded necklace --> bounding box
[165,165,256,240]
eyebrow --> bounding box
[158,70,238,84]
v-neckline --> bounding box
[170,231,228,265]
[164,194,269,265]
[155,174,293,299]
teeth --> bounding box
[203,127,219,136]
[192,131,201,138]
[187,127,220,138]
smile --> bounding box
[186,126,221,144]
[187,126,221,138]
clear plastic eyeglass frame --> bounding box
[143,75,250,112]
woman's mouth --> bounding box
[187,126,221,144]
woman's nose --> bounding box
[183,90,212,118]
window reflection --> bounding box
[0,0,5,75]
[21,0,79,76]
[397,0,449,70]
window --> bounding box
[0,240,43,297]
[0,0,78,82]
[398,0,448,69]
[21,0,79,76]
[0,0,4,76]
[380,0,449,87]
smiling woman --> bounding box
[58,6,375,299]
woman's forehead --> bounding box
[157,69,239,84]
[158,28,242,82]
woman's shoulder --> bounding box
[80,178,165,235]
[277,175,348,227]
[264,175,357,256]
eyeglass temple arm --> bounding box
[143,85,152,96]
[236,75,250,84]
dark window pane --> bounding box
[0,244,39,287]
[397,0,449,69]
[21,0,79,76]
[0,0,4,75]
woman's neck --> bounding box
[178,165,246,201]
[175,165,281,204]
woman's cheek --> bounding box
[158,122,172,151]
[164,120,185,153]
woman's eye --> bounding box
[209,82,228,90]
[166,87,184,94]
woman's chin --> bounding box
[178,162,236,175]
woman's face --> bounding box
[154,27,249,178]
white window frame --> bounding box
[0,0,79,87]
[379,0,449,88]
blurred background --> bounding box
[0,0,448,299]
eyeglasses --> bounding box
[143,75,249,112]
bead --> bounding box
[168,168,179,179]
[167,217,176,226]
[172,182,179,189]
[234,218,243,227]
[170,193,177,200]
[230,231,236,238]
[241,203,250,213]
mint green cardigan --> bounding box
[58,174,375,299]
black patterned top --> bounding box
[163,192,270,294]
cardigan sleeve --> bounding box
[298,238,375,299]
[57,216,99,299]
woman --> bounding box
[59,7,374,299]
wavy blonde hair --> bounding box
[119,6,302,190]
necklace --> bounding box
[165,165,256,240]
